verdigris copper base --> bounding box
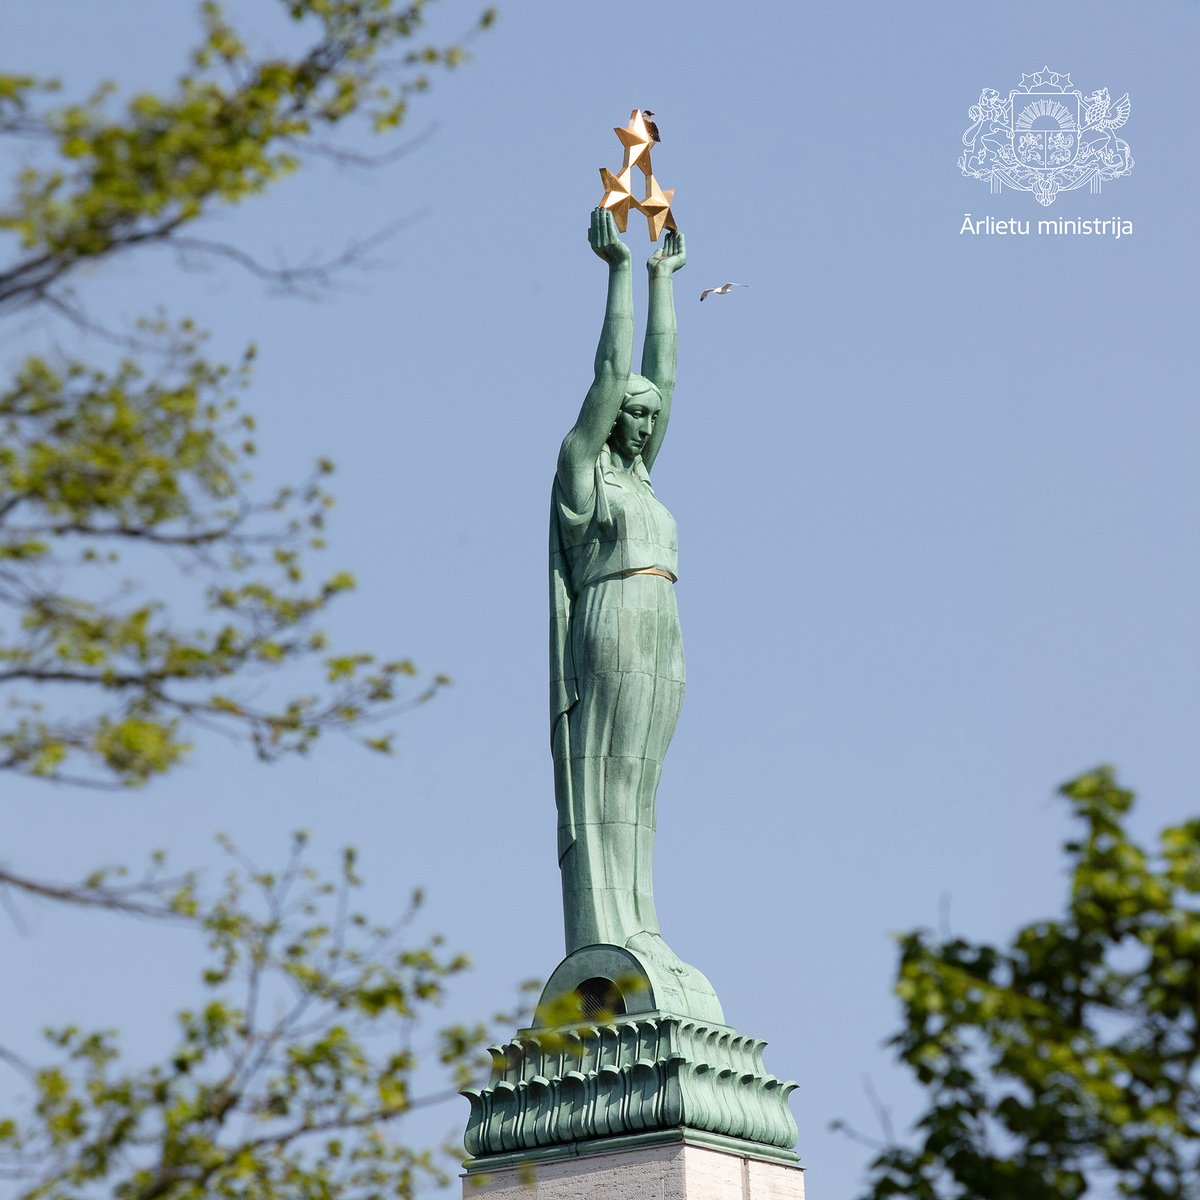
[462,1014,798,1161]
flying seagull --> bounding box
[699,282,750,302]
[642,109,661,143]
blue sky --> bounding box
[2,2,1198,1197]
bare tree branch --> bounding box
[288,119,440,168]
[0,866,193,920]
[166,214,428,295]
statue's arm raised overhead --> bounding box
[557,208,635,512]
[640,229,686,473]
[558,210,688,506]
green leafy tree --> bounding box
[0,0,494,787]
[854,768,1200,1200]
[0,5,512,1196]
[0,840,526,1199]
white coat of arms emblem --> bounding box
[959,68,1133,206]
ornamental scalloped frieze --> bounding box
[462,1016,799,1159]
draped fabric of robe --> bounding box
[549,446,684,953]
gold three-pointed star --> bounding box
[597,108,678,240]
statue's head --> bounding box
[608,374,662,462]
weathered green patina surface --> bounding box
[462,209,796,1166]
[549,208,701,978]
[462,1016,798,1163]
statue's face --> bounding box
[610,390,661,461]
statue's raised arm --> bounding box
[556,209,635,513]
[639,228,685,472]
[557,211,686,509]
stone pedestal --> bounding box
[463,1135,805,1199]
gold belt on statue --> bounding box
[585,566,678,588]
[619,566,677,583]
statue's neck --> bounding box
[605,444,641,474]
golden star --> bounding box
[614,124,654,175]
[637,174,677,241]
[597,166,635,232]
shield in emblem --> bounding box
[1009,90,1080,168]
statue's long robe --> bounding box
[549,447,683,953]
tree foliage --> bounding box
[0,838,524,1199]
[855,769,1200,1200]
[0,8,511,1194]
[0,0,494,787]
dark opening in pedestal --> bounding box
[576,976,626,1019]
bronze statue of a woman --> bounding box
[465,205,799,1168]
[549,207,690,972]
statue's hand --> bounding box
[647,230,686,277]
[589,207,631,267]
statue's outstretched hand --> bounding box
[648,230,686,277]
[589,207,631,267]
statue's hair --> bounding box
[622,373,661,402]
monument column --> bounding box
[461,111,804,1200]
